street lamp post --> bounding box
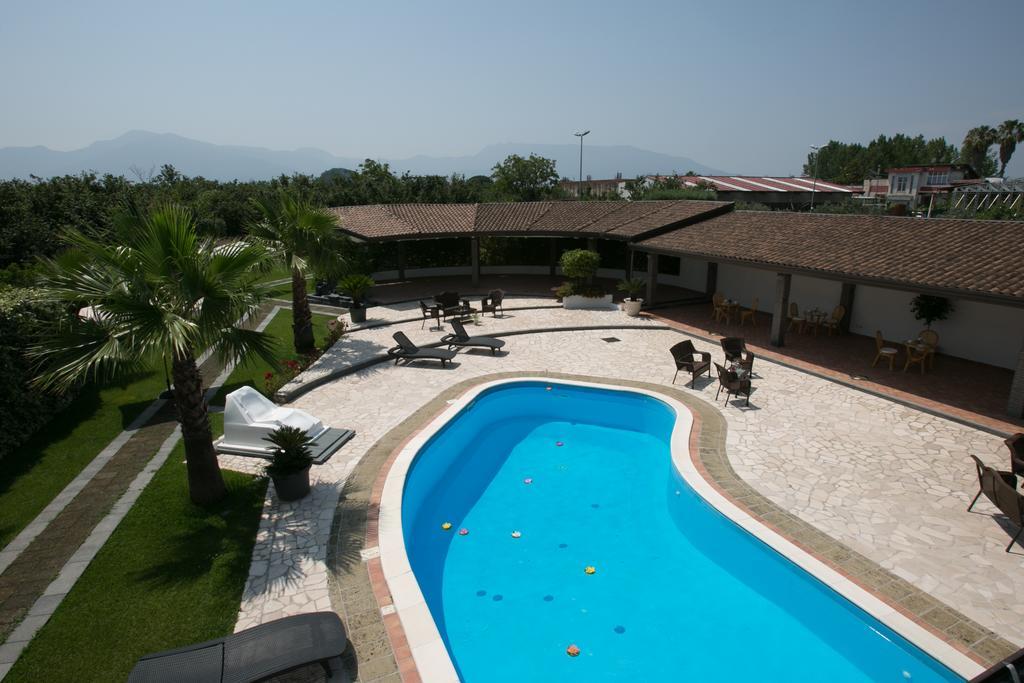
[809,143,824,211]
[574,130,590,198]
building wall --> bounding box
[849,286,1024,369]
[713,264,1024,368]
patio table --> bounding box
[804,309,828,335]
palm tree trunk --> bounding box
[292,266,315,354]
[171,349,226,505]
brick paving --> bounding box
[0,405,179,643]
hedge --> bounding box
[0,287,75,461]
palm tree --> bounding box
[960,125,997,176]
[32,204,276,505]
[996,119,1024,177]
[249,193,350,355]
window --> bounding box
[893,175,908,193]
[927,171,949,185]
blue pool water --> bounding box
[401,382,962,682]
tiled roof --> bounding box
[635,211,1024,302]
[329,200,732,242]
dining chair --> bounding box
[825,304,846,336]
[740,298,759,327]
[787,302,805,333]
[903,342,928,374]
[872,331,898,370]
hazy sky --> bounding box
[2,0,1022,175]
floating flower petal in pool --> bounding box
[584,566,596,575]
[458,528,469,536]
[441,522,452,531]
[523,478,533,484]
[566,644,580,657]
[545,386,552,391]
[556,441,564,447]
[511,531,522,538]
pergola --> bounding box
[328,200,1024,417]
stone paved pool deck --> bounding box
[221,298,1024,681]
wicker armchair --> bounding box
[434,291,469,317]
[670,340,711,388]
[720,337,749,365]
[1005,433,1024,479]
[968,454,1024,552]
[481,289,504,317]
[714,362,751,406]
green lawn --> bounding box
[5,413,267,683]
[213,308,334,405]
[5,307,332,681]
[0,367,166,549]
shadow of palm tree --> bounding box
[130,476,268,588]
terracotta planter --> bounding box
[272,465,311,501]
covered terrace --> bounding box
[633,210,1024,420]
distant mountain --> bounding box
[0,130,725,181]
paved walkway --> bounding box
[224,301,1023,680]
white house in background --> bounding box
[886,164,978,210]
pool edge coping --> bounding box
[371,376,987,682]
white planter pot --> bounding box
[563,294,615,310]
[622,298,644,316]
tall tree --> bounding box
[960,125,998,177]
[996,120,1024,177]
[490,154,560,201]
[802,134,957,184]
[249,192,350,354]
[32,204,275,504]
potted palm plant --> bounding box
[264,425,315,501]
[617,278,645,316]
[337,274,375,323]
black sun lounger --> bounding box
[127,612,349,683]
[388,331,457,367]
[441,319,506,355]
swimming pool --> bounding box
[389,379,972,682]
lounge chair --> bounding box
[222,386,327,450]
[968,454,1024,552]
[127,612,349,683]
[669,340,711,388]
[388,331,457,367]
[442,319,506,354]
[714,362,751,406]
